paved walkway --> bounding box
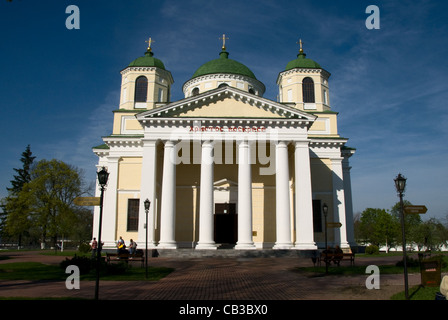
[0,250,430,302]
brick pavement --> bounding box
[0,250,426,301]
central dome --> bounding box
[191,50,257,80]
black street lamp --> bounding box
[95,166,109,300]
[144,199,151,279]
[394,173,409,300]
[323,203,329,275]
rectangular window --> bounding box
[287,89,293,102]
[312,200,323,233]
[127,199,139,231]
[158,88,164,102]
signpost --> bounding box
[326,222,342,228]
[74,197,100,206]
[404,205,427,214]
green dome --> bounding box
[128,49,166,70]
[192,50,257,80]
[285,51,321,70]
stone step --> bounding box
[153,248,316,259]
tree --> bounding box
[7,145,36,194]
[414,218,448,251]
[27,159,89,248]
[10,159,91,248]
[358,208,400,251]
[1,145,36,245]
[390,201,422,248]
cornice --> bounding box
[182,73,265,95]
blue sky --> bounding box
[1,0,447,221]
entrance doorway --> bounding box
[214,203,237,244]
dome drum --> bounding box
[183,73,265,98]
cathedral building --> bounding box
[92,36,356,251]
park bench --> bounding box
[318,249,355,266]
[106,249,144,267]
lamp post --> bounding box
[95,166,109,300]
[394,173,408,300]
[323,203,329,275]
[144,199,151,279]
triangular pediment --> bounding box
[136,86,315,121]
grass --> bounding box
[0,262,66,281]
[0,261,173,282]
[391,285,442,300]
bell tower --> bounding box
[277,40,331,112]
[112,38,174,135]
[119,37,174,111]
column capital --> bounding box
[163,140,178,146]
[142,139,159,147]
[201,140,215,147]
[276,140,290,147]
[294,140,311,148]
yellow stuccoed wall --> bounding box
[115,157,142,243]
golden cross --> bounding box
[145,37,154,51]
[219,33,229,50]
[297,39,304,53]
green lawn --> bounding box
[391,285,442,300]
[0,261,173,282]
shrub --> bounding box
[60,255,129,276]
[365,245,379,255]
[60,255,94,274]
[395,256,420,268]
[78,242,91,254]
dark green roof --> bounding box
[285,51,321,71]
[192,50,257,80]
[128,49,166,70]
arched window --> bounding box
[302,77,315,103]
[135,76,148,102]
[192,87,199,96]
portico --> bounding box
[91,39,356,252]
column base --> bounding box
[157,242,178,249]
[273,243,293,250]
[294,243,317,250]
[137,241,157,249]
[234,243,257,250]
[340,241,351,249]
[195,243,218,250]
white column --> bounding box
[342,154,356,247]
[294,141,317,250]
[158,140,177,249]
[273,141,293,249]
[196,140,217,250]
[101,156,120,248]
[138,139,158,248]
[235,140,256,249]
[331,157,350,249]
